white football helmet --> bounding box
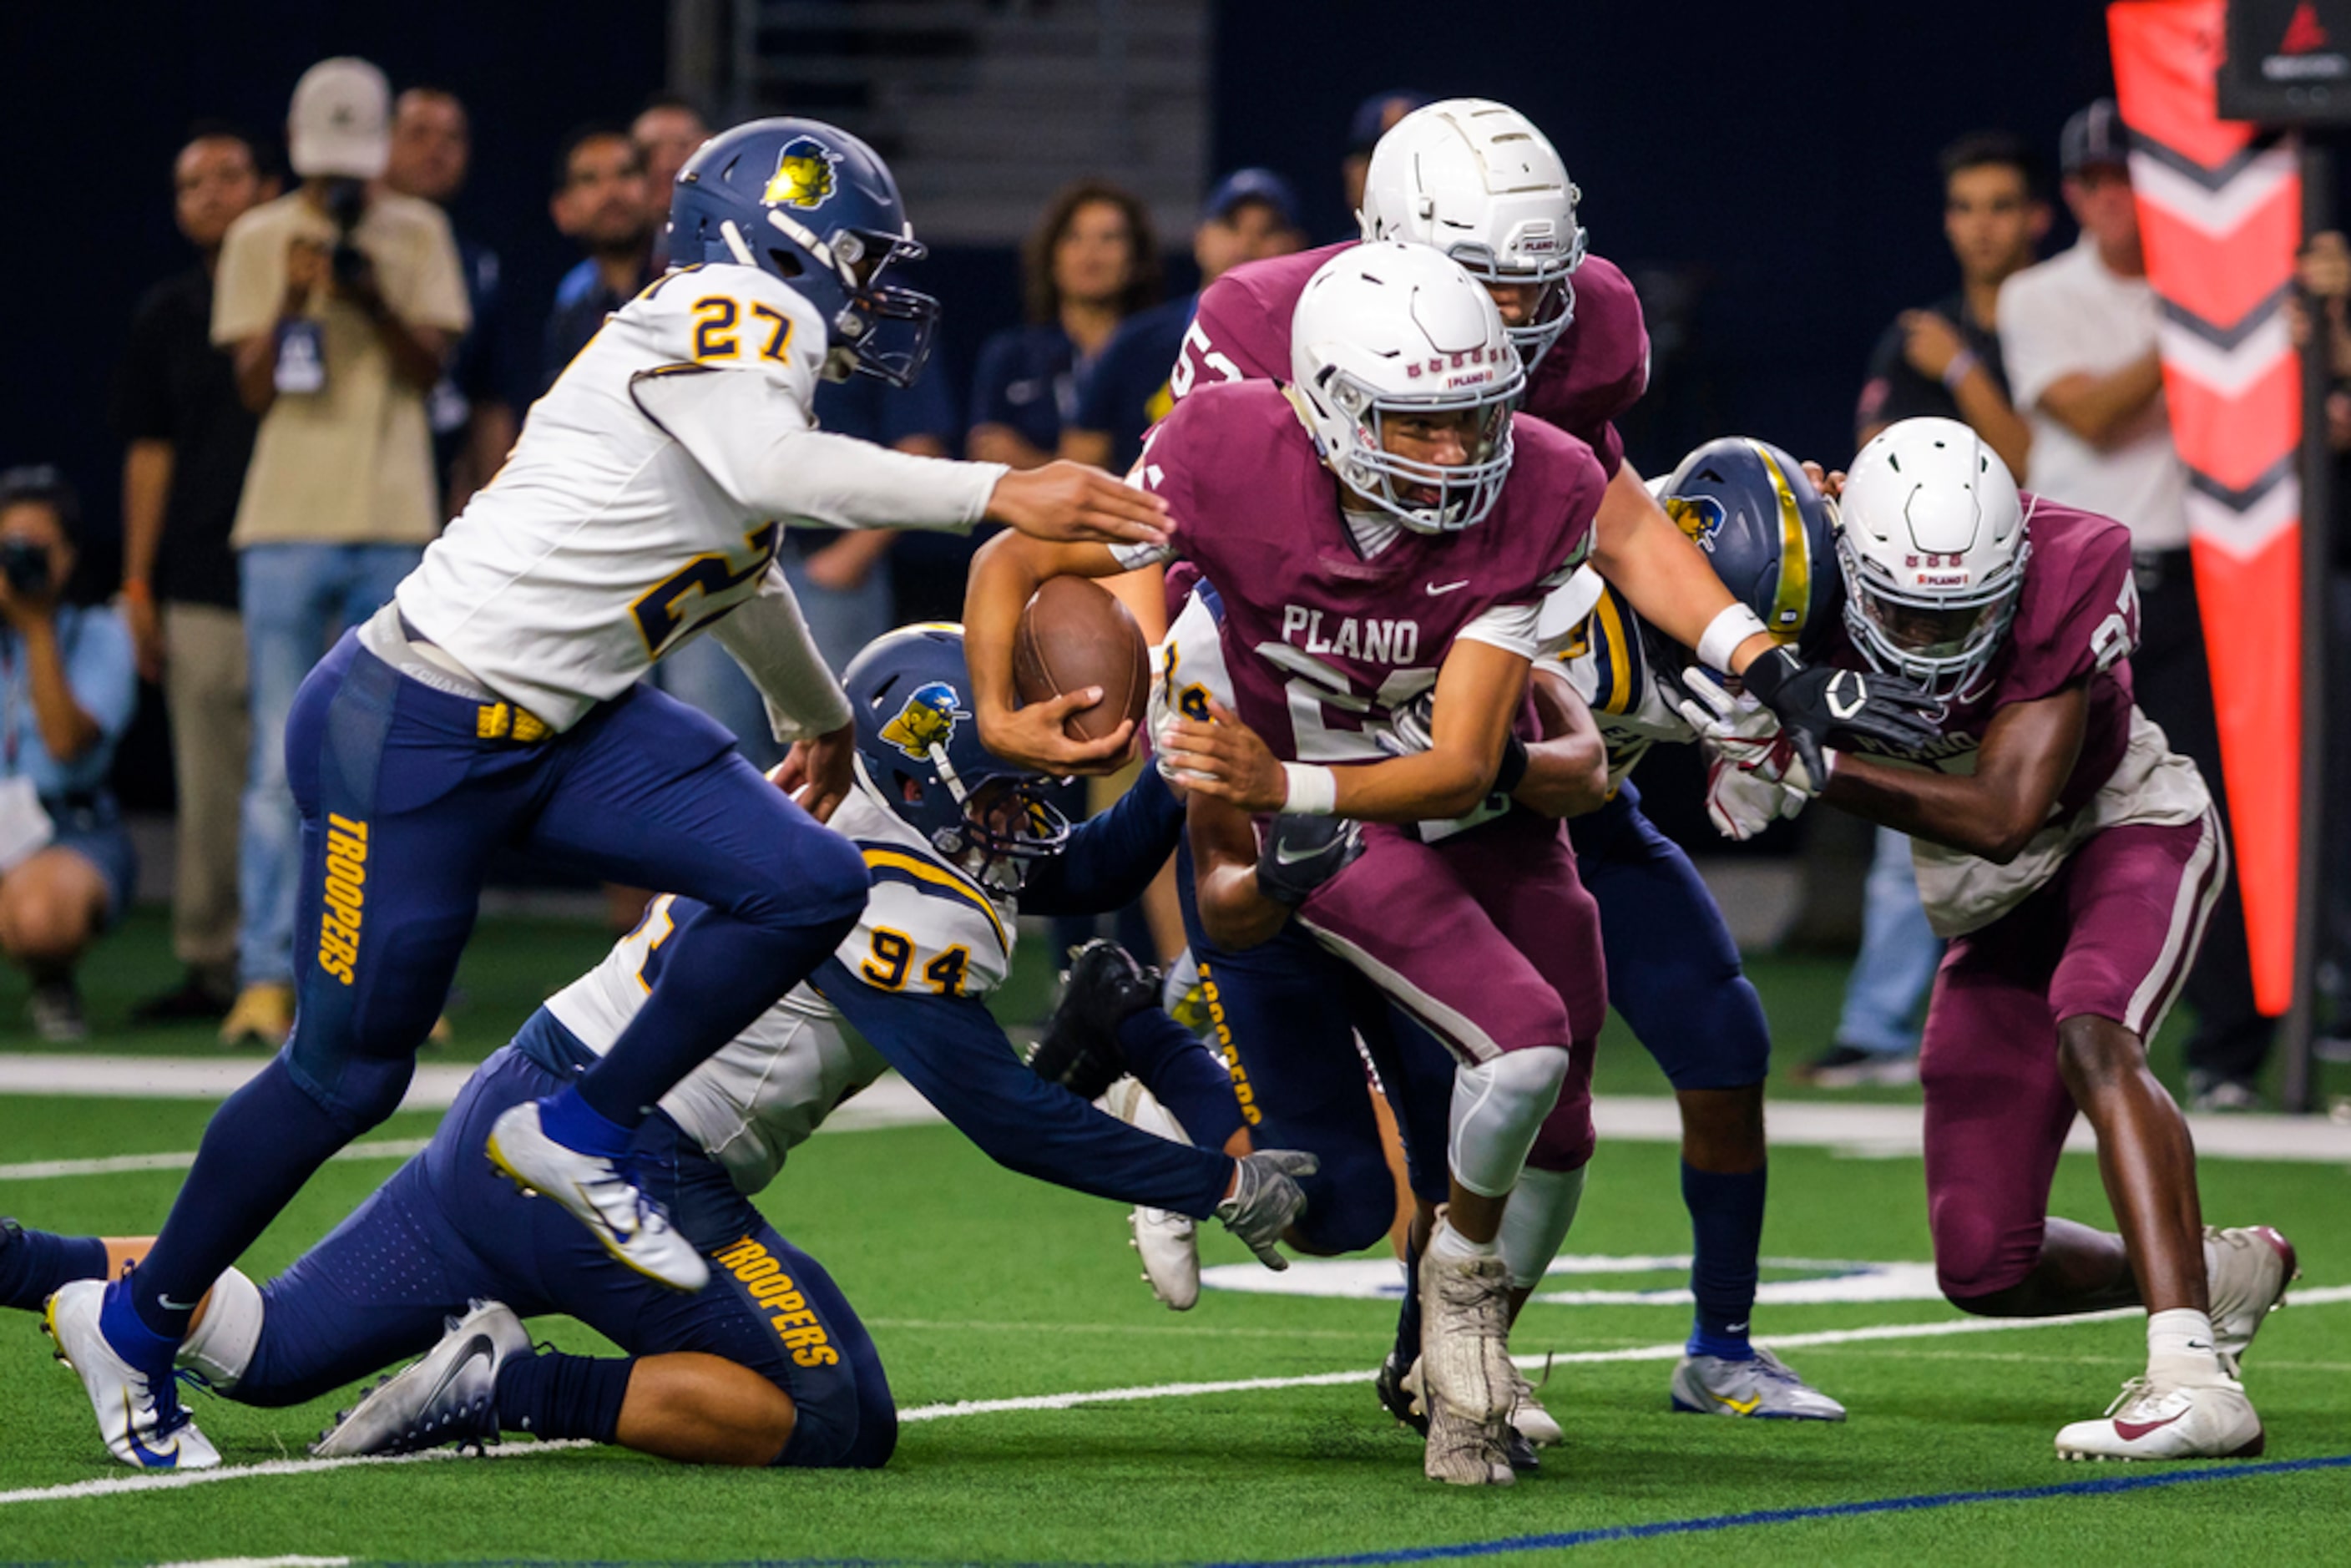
[1358,99,1588,369]
[1289,240,1525,534]
[1837,417,2032,702]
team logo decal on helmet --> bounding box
[764,136,839,210]
[1666,494,1726,553]
[879,680,971,761]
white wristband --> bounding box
[1280,762,1339,816]
[1696,604,1772,674]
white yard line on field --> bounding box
[3,1292,2343,1509]
[8,1065,2350,1176]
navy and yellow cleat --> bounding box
[314,1300,529,1458]
[484,1100,710,1292]
[44,1279,220,1470]
[1671,1347,1848,1420]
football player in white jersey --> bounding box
[48,119,1167,1473]
[19,626,1306,1469]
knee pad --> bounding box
[1930,1194,2040,1302]
[1448,1046,1570,1199]
[177,1267,263,1393]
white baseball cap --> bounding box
[287,58,391,180]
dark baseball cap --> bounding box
[2060,98,2131,176]
[1201,167,1302,230]
[1347,90,1431,154]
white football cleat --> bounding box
[1418,1239,1515,1424]
[1509,1364,1565,1446]
[1423,1393,1514,1487]
[2055,1376,2263,1461]
[2205,1225,2297,1377]
[314,1300,530,1458]
[44,1280,220,1471]
[484,1100,708,1292]
[1671,1347,1848,1421]
[1102,1077,1201,1311]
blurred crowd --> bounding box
[0,58,2318,1110]
[4,57,1312,1045]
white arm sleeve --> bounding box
[635,367,1008,531]
[1453,599,1546,659]
[708,565,855,741]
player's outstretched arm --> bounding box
[964,530,1144,776]
[1820,685,2088,863]
[983,461,1170,549]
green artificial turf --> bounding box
[1,913,2347,1562]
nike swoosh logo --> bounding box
[1426,580,1469,596]
[122,1389,179,1469]
[2113,1407,2187,1440]
[1272,842,1330,866]
[1714,1393,1761,1415]
[158,1296,204,1313]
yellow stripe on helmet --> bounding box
[1751,440,1810,644]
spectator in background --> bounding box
[112,123,277,1024]
[632,94,709,269]
[384,87,516,518]
[1060,168,1305,477]
[0,470,141,1041]
[553,96,709,315]
[1807,132,2050,1088]
[212,57,468,1048]
[968,181,1160,471]
[542,125,653,393]
[1340,91,1428,220]
[2001,99,2271,1109]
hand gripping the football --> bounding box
[1215,1149,1319,1268]
[1737,645,1941,781]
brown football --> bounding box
[1013,576,1150,744]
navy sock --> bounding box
[1116,1007,1245,1151]
[1682,1161,1766,1359]
[0,1224,108,1311]
[1390,1237,1423,1370]
[535,1089,633,1161]
[132,1054,360,1339]
[494,1349,635,1444]
[575,900,861,1128]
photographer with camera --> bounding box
[210,56,470,1048]
[0,469,139,1040]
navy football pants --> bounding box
[234,1043,895,1469]
[129,635,868,1338]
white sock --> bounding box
[1499,1166,1586,1290]
[1428,1212,1499,1263]
[2146,1307,2223,1385]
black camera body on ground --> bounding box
[323,178,369,287]
[0,539,52,599]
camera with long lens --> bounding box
[0,539,53,600]
[323,178,369,287]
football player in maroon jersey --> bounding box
[968,245,1934,1483]
[1696,417,2296,1460]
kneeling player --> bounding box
[18,626,1306,1469]
[1695,417,2296,1459]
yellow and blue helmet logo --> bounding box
[764,136,840,210]
[1666,493,1726,553]
[878,680,970,761]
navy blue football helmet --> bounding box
[669,118,940,387]
[845,625,1072,891]
[1660,437,1844,667]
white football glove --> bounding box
[1676,667,1832,795]
[1699,751,1807,841]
